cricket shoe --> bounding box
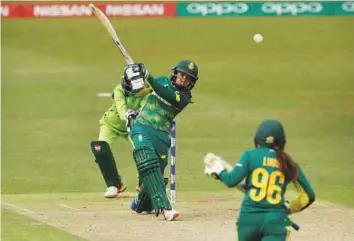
[130,198,138,212]
[162,209,179,221]
[104,184,127,198]
[130,199,155,214]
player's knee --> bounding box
[133,147,160,176]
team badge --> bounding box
[266,136,274,144]
[188,62,194,70]
[175,91,180,102]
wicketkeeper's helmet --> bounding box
[254,119,286,151]
[171,60,199,91]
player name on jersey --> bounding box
[263,157,280,168]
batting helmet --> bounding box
[254,119,286,151]
[171,60,199,91]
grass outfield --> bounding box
[1,208,86,241]
[2,17,354,240]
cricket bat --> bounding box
[90,3,134,65]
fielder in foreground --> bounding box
[204,119,315,241]
[126,60,199,221]
[90,69,151,198]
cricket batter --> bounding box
[123,60,199,221]
[90,69,151,198]
[204,119,316,240]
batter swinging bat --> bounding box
[90,3,134,65]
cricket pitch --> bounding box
[3,191,354,241]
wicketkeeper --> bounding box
[90,68,151,198]
[204,119,316,241]
[124,60,199,221]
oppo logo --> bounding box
[186,3,249,16]
[342,1,354,12]
[262,2,323,15]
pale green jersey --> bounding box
[99,84,151,135]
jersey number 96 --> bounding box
[249,168,285,205]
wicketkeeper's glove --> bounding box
[203,153,226,180]
[125,109,139,133]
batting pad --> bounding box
[141,167,171,211]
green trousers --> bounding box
[129,123,171,210]
[236,211,291,241]
[129,123,169,172]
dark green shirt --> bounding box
[220,147,315,213]
[135,74,191,133]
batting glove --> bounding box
[125,109,138,133]
[124,63,148,91]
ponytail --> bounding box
[276,151,298,182]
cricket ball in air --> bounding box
[253,33,263,43]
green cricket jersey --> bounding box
[99,84,151,134]
[220,147,315,214]
[135,73,192,133]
